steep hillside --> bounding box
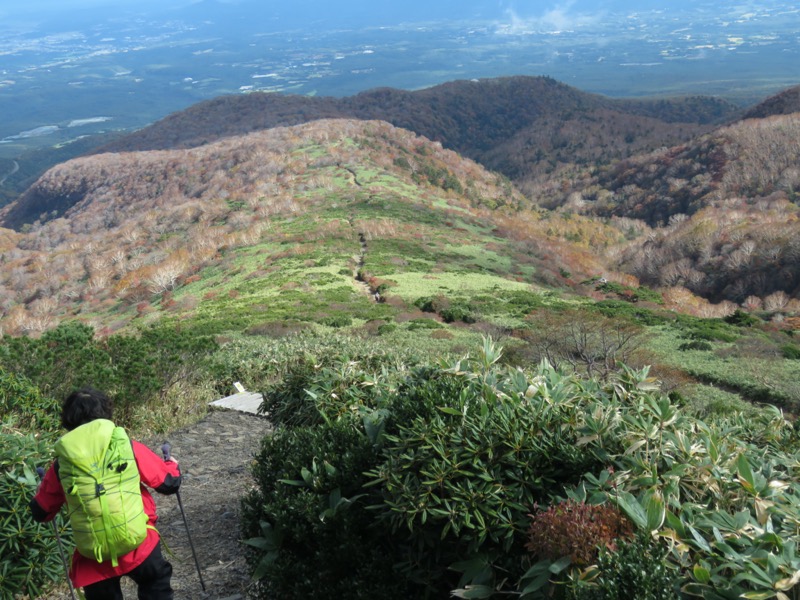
[552,113,800,304]
[0,118,621,336]
[740,84,800,120]
[0,131,124,211]
[95,76,738,186]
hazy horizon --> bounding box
[2,0,798,158]
[1,0,714,28]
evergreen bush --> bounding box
[0,367,59,431]
[781,343,800,360]
[724,309,759,327]
[0,428,66,598]
[243,339,800,600]
[407,318,443,330]
[0,322,217,426]
[241,420,411,600]
[377,322,397,335]
[440,304,477,324]
[318,314,353,328]
[678,340,713,351]
[569,532,680,599]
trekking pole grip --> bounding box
[160,441,205,591]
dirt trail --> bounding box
[347,217,381,303]
[0,160,19,186]
[42,409,273,600]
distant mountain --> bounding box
[740,85,800,120]
[96,76,740,189]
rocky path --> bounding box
[149,409,272,599]
[43,409,273,600]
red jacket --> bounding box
[30,439,181,588]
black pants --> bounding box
[82,544,173,600]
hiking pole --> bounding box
[161,442,206,592]
[37,467,78,600]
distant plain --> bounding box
[1,0,799,159]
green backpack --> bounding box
[55,419,149,566]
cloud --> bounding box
[501,1,603,33]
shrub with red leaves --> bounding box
[525,500,634,566]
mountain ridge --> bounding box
[93,76,740,187]
[3,118,593,337]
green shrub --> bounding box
[377,322,397,335]
[407,318,443,330]
[634,286,664,304]
[241,420,412,600]
[414,295,476,324]
[673,316,738,343]
[781,344,800,360]
[413,295,443,313]
[0,428,66,598]
[393,156,411,170]
[590,300,666,326]
[318,314,353,328]
[570,533,680,600]
[678,340,713,351]
[724,309,759,327]
[440,305,477,324]
[244,339,800,600]
[593,282,662,305]
[260,349,414,429]
[0,367,59,432]
[0,323,217,427]
[387,366,467,429]
[371,353,614,596]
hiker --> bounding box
[30,387,182,600]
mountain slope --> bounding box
[0,118,619,336]
[740,84,800,120]
[556,113,800,303]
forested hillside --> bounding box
[95,76,738,187]
[0,118,625,337]
[544,113,800,305]
[741,83,800,120]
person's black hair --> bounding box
[61,387,114,431]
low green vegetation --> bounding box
[0,322,218,429]
[240,338,800,599]
[648,324,800,413]
[3,305,800,599]
[1,371,65,598]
